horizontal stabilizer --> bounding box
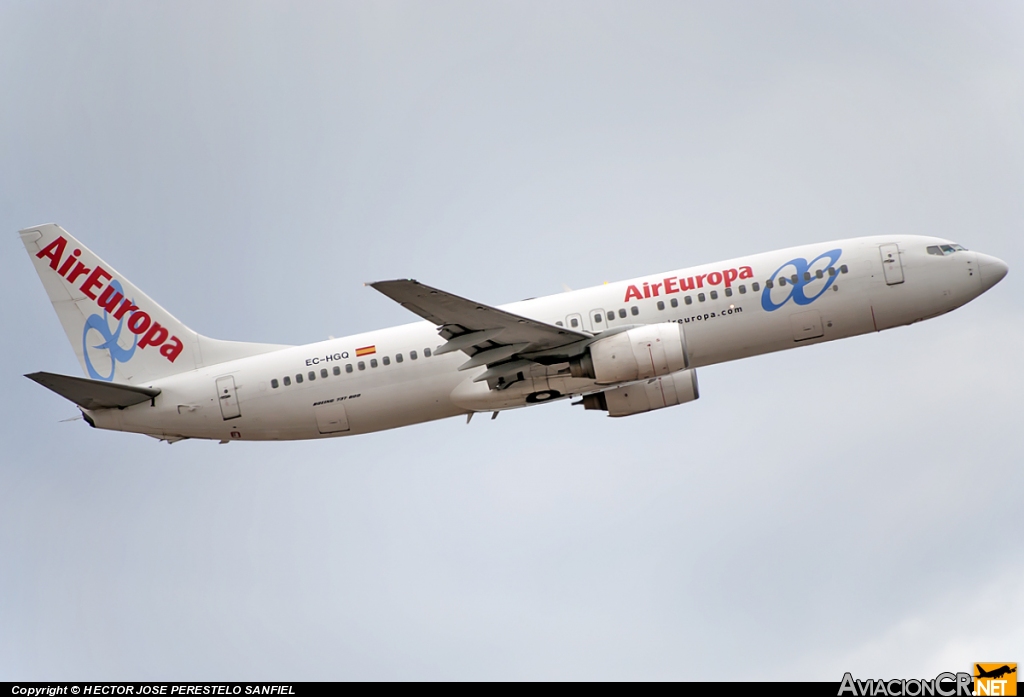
[26,371,160,410]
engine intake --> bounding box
[581,369,700,417]
[570,323,688,384]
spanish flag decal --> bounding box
[355,345,376,357]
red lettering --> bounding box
[707,272,722,285]
[66,262,91,284]
[680,277,695,291]
[695,274,707,288]
[80,266,112,300]
[624,285,643,301]
[127,311,151,335]
[651,282,662,296]
[739,266,754,280]
[664,277,679,294]
[58,249,80,277]
[113,298,138,320]
[139,321,169,349]
[97,286,124,313]
[724,268,738,287]
[160,336,184,362]
[35,236,66,271]
[643,282,651,299]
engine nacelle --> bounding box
[580,369,700,417]
[570,323,688,385]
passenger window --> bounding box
[724,287,732,297]
[791,274,798,284]
[670,298,678,308]
[710,290,718,300]
[570,317,579,328]
[685,295,692,305]
[271,379,279,389]
[752,282,760,291]
[828,267,836,277]
[396,353,403,363]
[382,356,390,366]
[321,368,328,378]
[334,366,341,376]
[657,301,665,310]
[424,348,432,357]
[296,374,303,384]
[410,350,418,360]
[370,359,378,368]
[283,376,291,386]
[840,264,848,274]
[804,272,811,281]
[630,306,639,316]
[698,293,706,302]
[779,277,786,286]
[816,270,823,279]
[618,308,627,318]
[358,361,365,371]
[345,364,353,373]
[594,313,603,324]
[739,285,747,294]
[556,321,564,327]
[308,371,315,381]
[607,311,615,321]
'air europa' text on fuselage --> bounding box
[623,265,755,302]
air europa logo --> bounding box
[36,236,184,380]
[761,248,843,312]
[623,264,754,302]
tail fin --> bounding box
[21,224,288,385]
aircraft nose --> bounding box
[977,253,1009,292]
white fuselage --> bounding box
[86,235,1003,442]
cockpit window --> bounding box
[927,244,968,256]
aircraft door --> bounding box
[314,400,350,434]
[588,308,606,332]
[880,243,904,285]
[216,376,241,420]
[565,313,584,332]
[790,310,824,341]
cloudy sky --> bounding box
[1,0,1021,680]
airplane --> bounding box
[975,665,1016,680]
[20,223,1008,443]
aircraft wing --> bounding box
[369,279,589,383]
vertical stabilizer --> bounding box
[21,224,287,385]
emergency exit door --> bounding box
[880,244,904,285]
[216,376,241,420]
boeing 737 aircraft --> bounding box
[21,224,1007,443]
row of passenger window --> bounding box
[270,347,434,389]
[558,266,850,328]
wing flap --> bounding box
[26,371,160,410]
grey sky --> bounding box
[1,0,1021,680]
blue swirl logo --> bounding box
[82,280,138,381]
[761,249,843,312]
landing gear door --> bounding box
[216,376,241,420]
[588,308,606,332]
[880,243,904,285]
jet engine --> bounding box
[579,369,700,417]
[569,323,688,384]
